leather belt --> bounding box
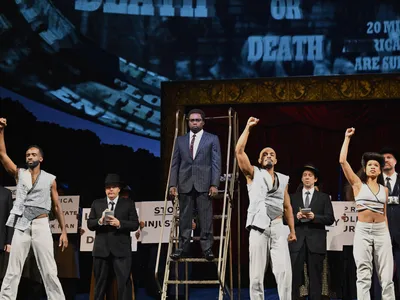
[250,225,265,233]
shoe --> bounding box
[204,248,215,261]
[170,248,187,260]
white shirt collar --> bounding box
[383,172,397,183]
[107,196,119,207]
[302,187,315,199]
[190,129,204,139]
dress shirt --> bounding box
[189,129,204,159]
[302,187,315,207]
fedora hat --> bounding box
[379,147,398,161]
[104,174,123,187]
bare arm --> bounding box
[384,187,389,226]
[339,128,361,189]
[235,117,259,181]
[283,186,295,235]
[0,119,17,178]
[51,180,68,250]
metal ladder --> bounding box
[155,108,241,300]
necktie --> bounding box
[190,134,196,158]
[305,192,310,208]
[386,177,392,195]
[109,201,115,211]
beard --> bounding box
[265,161,273,169]
[190,126,201,134]
[26,160,40,169]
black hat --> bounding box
[105,174,123,187]
[361,152,385,169]
[301,164,320,179]
[379,147,398,161]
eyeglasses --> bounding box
[189,119,202,122]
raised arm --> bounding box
[339,128,361,188]
[51,180,68,251]
[0,118,17,178]
[235,117,258,181]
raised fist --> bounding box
[0,118,7,129]
[345,127,355,137]
[246,117,259,128]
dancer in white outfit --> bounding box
[339,127,395,300]
[235,117,296,300]
[0,117,68,300]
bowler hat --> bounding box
[301,164,320,180]
[105,174,123,187]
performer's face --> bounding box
[105,185,120,200]
[258,147,277,169]
[188,113,204,134]
[302,170,318,189]
[25,148,43,169]
[365,160,381,178]
[382,153,397,173]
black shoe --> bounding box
[204,248,215,261]
[170,248,187,260]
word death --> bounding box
[75,0,215,18]
[247,35,324,62]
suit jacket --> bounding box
[289,190,335,254]
[169,131,221,194]
[0,186,14,248]
[88,197,139,258]
[387,173,400,247]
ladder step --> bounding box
[213,214,228,219]
[173,258,221,262]
[171,236,225,241]
[166,280,220,285]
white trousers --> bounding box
[0,218,65,300]
[353,221,395,300]
[249,219,292,300]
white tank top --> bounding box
[354,183,386,214]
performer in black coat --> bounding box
[88,174,139,300]
[289,165,335,300]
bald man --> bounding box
[235,117,296,300]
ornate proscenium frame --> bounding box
[161,74,400,176]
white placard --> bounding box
[50,196,80,234]
[5,186,16,199]
[80,207,140,252]
[139,201,174,244]
[80,208,95,252]
[326,201,357,251]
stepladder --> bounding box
[155,108,241,300]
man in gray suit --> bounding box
[169,109,221,261]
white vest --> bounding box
[245,167,289,230]
[7,168,55,230]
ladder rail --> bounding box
[217,107,233,274]
[219,110,239,300]
[234,112,241,300]
[155,110,183,295]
